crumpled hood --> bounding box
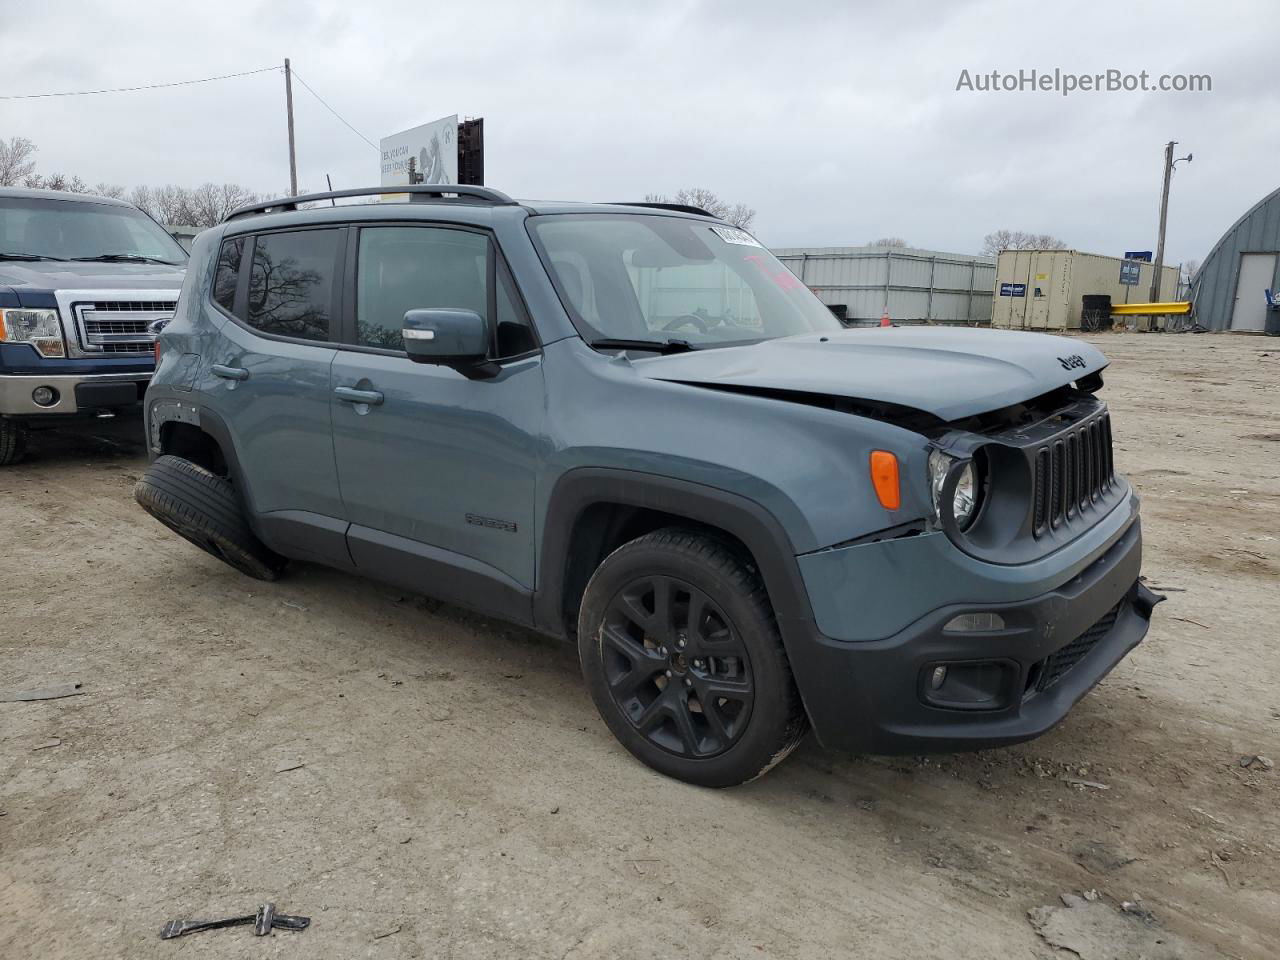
[0,260,185,292]
[633,326,1108,422]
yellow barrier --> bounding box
[1109,301,1191,316]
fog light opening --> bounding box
[31,385,58,407]
[929,665,948,690]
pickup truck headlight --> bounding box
[929,450,979,531]
[0,308,66,357]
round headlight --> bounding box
[929,451,981,531]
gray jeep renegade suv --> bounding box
[137,185,1161,786]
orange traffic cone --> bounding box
[879,308,891,327]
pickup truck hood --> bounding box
[0,260,185,293]
[633,327,1108,422]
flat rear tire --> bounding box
[134,454,286,581]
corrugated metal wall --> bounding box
[772,246,996,325]
[1192,185,1280,331]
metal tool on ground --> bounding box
[159,902,310,940]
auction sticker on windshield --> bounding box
[710,226,762,247]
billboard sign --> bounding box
[380,115,458,188]
[1119,261,1141,286]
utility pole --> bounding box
[1149,141,1174,303]
[284,58,298,197]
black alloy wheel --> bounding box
[578,528,809,787]
[600,575,754,758]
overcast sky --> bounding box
[2,0,1275,265]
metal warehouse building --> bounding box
[773,246,995,325]
[1192,185,1280,332]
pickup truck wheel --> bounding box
[134,455,286,581]
[578,528,808,787]
[0,418,28,466]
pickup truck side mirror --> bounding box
[402,308,497,379]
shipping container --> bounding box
[772,246,996,325]
[991,250,1179,330]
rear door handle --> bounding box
[333,386,384,406]
[211,364,249,381]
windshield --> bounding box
[529,214,841,348]
[0,196,188,263]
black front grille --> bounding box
[1034,602,1122,692]
[98,342,152,354]
[1032,412,1115,535]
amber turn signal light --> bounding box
[869,450,901,510]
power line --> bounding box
[0,65,281,101]
[289,70,379,151]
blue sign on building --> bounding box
[1124,250,1153,262]
[999,282,1026,297]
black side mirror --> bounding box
[402,308,497,379]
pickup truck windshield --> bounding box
[0,196,188,264]
[530,214,841,348]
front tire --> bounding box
[134,455,286,581]
[578,528,809,787]
[0,418,28,466]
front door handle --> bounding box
[334,386,384,406]
[211,364,249,381]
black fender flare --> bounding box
[534,466,819,648]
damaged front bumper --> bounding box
[785,496,1161,754]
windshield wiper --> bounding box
[588,337,697,355]
[70,254,182,265]
[0,251,67,261]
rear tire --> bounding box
[578,528,809,787]
[134,454,286,581]
[0,418,28,466]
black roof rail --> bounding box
[611,201,716,218]
[224,185,517,222]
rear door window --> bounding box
[245,229,342,342]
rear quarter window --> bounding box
[212,238,243,314]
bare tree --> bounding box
[1181,258,1201,283]
[0,136,38,186]
[183,182,262,227]
[981,229,1067,256]
[3,135,274,225]
[152,185,193,225]
[645,187,757,230]
[128,185,156,218]
[868,237,909,248]
[27,173,89,193]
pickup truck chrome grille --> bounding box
[1031,410,1115,536]
[72,300,176,356]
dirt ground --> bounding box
[1,332,1277,959]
